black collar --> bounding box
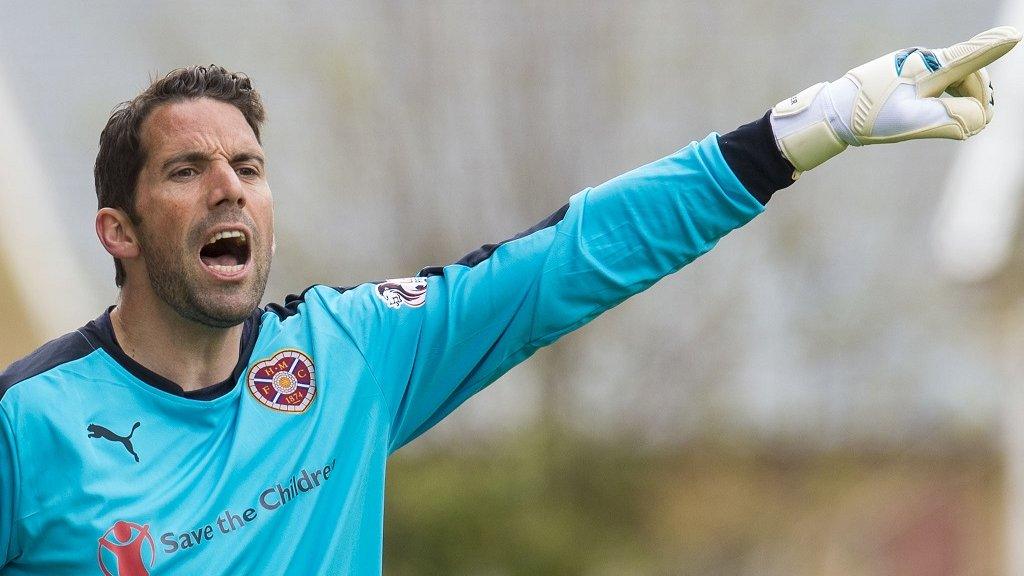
[81,307,263,401]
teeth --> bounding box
[208,264,245,274]
[206,230,247,245]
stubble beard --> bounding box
[137,221,272,329]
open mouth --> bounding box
[199,230,251,276]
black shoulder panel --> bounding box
[0,328,99,400]
[264,285,321,320]
[264,284,367,320]
[418,203,570,277]
[717,110,797,205]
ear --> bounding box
[95,208,140,261]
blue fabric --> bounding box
[0,134,763,575]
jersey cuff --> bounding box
[717,110,797,205]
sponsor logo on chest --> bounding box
[94,458,336,574]
[97,520,156,576]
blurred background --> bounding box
[1,1,1022,574]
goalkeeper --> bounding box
[0,27,1018,575]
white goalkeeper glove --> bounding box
[770,26,1022,176]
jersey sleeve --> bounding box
[0,407,19,565]
[293,119,794,452]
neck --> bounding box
[111,284,245,393]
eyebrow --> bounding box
[160,151,266,172]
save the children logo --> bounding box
[247,349,316,413]
[96,457,337,570]
[97,520,156,576]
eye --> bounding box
[237,166,261,178]
[171,167,198,180]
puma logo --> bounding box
[88,422,141,462]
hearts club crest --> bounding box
[247,350,316,413]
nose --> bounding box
[206,161,246,209]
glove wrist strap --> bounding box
[770,82,851,174]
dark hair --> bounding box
[94,64,266,286]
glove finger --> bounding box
[937,96,987,139]
[868,97,984,142]
[946,67,993,124]
[918,26,1021,97]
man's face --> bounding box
[131,97,274,328]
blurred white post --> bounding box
[931,7,1024,575]
[1002,307,1024,576]
[0,63,103,339]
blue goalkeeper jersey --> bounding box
[0,120,791,575]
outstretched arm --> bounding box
[334,126,779,452]
[316,26,1020,452]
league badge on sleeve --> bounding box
[375,277,427,309]
[247,350,317,413]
